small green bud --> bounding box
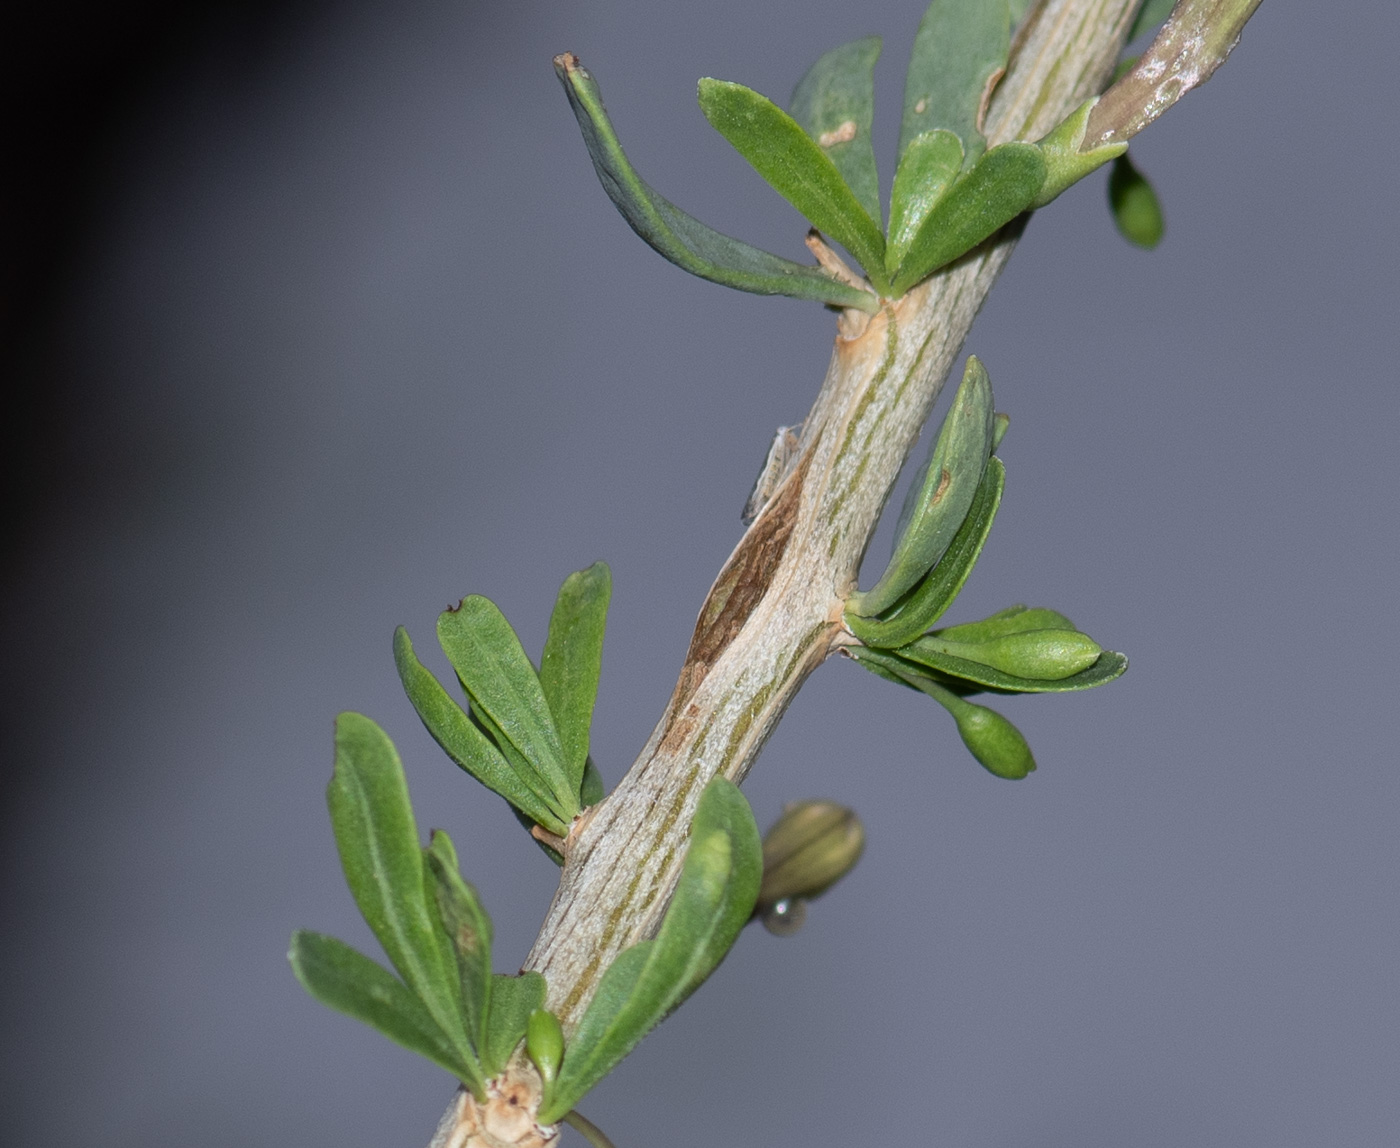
[952,702,1036,780]
[757,801,865,933]
[934,628,1102,680]
[1108,152,1164,249]
[526,1008,564,1090]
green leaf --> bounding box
[851,356,995,618]
[934,605,1077,643]
[289,931,484,1090]
[859,642,1129,695]
[790,36,883,226]
[1009,0,1037,25]
[540,777,761,1123]
[555,54,878,313]
[394,627,567,835]
[483,971,547,1078]
[698,79,889,291]
[898,0,1011,165]
[1109,153,1165,248]
[887,129,964,275]
[540,562,611,798]
[424,830,494,1061]
[580,757,606,807]
[437,597,576,822]
[844,455,1004,648]
[913,628,1103,680]
[325,714,472,1059]
[889,142,1046,295]
[1129,0,1176,43]
[1030,98,1126,209]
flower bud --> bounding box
[757,801,865,921]
[952,701,1036,779]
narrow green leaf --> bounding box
[861,641,1128,694]
[698,79,888,291]
[887,129,964,276]
[1129,0,1176,42]
[1109,153,1165,248]
[934,605,1077,643]
[580,757,606,807]
[437,597,576,822]
[790,36,883,226]
[844,455,1004,648]
[851,356,995,618]
[326,714,472,1058]
[555,54,878,313]
[471,701,569,829]
[540,562,611,797]
[483,971,547,1078]
[425,830,494,1061]
[899,0,1011,164]
[289,931,484,1091]
[394,627,567,834]
[540,777,761,1122]
[889,142,1046,295]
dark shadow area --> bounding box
[1,0,333,572]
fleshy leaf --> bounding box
[394,627,567,835]
[289,931,484,1091]
[934,605,1077,643]
[844,455,1004,648]
[1109,153,1165,248]
[483,971,547,1078]
[887,129,964,275]
[425,830,494,1061]
[698,78,888,291]
[555,54,877,312]
[889,142,1046,295]
[850,356,994,618]
[540,562,611,798]
[898,0,1011,165]
[326,714,473,1060]
[855,642,1128,695]
[437,597,575,821]
[914,628,1103,680]
[790,36,883,226]
[539,777,761,1123]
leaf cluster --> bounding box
[557,0,1136,309]
[395,563,611,843]
[843,358,1126,779]
[289,714,546,1097]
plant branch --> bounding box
[430,0,1142,1141]
[526,0,1139,1026]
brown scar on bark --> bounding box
[667,451,812,712]
[977,66,1006,134]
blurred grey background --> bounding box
[3,2,1397,1145]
